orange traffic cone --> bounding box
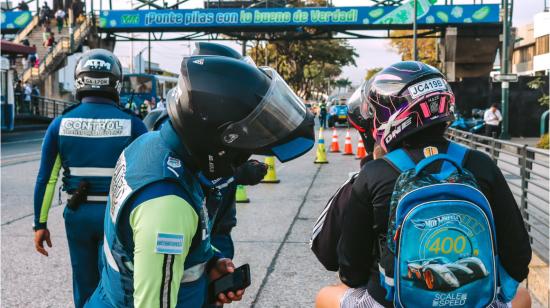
[329,128,340,153]
[356,137,366,160]
[342,129,354,155]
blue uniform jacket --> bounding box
[33,97,147,229]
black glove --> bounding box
[234,160,268,186]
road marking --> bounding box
[1,151,42,166]
[1,138,44,145]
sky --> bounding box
[19,0,547,85]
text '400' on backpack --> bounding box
[378,142,519,308]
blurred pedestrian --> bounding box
[42,26,51,46]
[124,100,139,116]
[14,80,23,113]
[71,0,83,26]
[39,2,51,26]
[484,103,502,138]
[139,99,150,118]
[17,1,29,11]
[319,101,327,128]
[45,33,55,52]
[28,47,37,68]
[32,85,41,115]
[23,82,32,113]
[55,9,65,33]
[156,96,165,110]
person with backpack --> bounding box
[314,61,532,308]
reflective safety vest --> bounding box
[58,100,141,194]
[100,123,213,307]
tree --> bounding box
[249,39,357,100]
[527,77,549,107]
[334,78,352,93]
[389,30,438,67]
[365,67,383,81]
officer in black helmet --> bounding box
[87,55,314,307]
[32,49,147,307]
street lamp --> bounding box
[500,0,511,139]
[137,47,151,74]
[413,0,418,61]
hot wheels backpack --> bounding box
[378,142,503,307]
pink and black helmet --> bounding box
[360,61,455,152]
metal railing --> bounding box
[13,15,39,44]
[14,93,76,118]
[21,16,92,84]
[446,128,549,262]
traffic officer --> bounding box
[33,49,147,308]
[141,42,266,261]
[86,55,315,307]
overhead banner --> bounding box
[98,4,499,31]
[1,11,33,32]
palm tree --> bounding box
[334,78,352,94]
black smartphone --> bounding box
[208,264,251,303]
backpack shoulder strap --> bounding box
[443,141,468,168]
[383,149,416,173]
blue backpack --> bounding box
[378,142,515,307]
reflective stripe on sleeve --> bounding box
[39,154,62,224]
[160,254,175,308]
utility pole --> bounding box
[500,0,511,139]
[148,3,151,74]
[413,0,418,61]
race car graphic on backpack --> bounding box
[406,256,489,291]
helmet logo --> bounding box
[83,59,112,70]
[223,134,239,144]
[193,59,204,65]
[115,80,122,93]
[383,116,412,145]
[408,77,446,99]
[75,77,85,89]
[429,100,439,114]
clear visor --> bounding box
[347,84,362,107]
[242,56,256,66]
[221,67,307,149]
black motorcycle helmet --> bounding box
[167,56,315,179]
[362,61,454,152]
[74,49,123,102]
[347,80,375,153]
[193,42,256,65]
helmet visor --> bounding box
[221,67,307,150]
[242,56,257,66]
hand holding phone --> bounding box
[208,263,251,304]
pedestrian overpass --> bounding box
[1,1,505,93]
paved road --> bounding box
[1,128,545,307]
[1,130,45,166]
[0,127,358,307]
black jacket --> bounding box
[336,139,532,306]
